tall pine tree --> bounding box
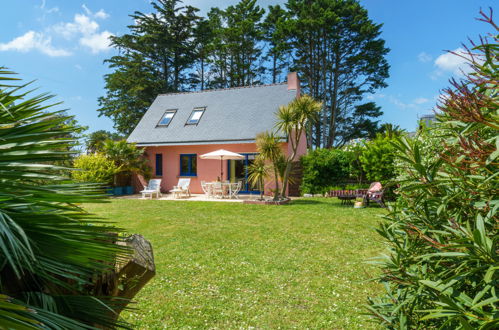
[97,0,200,135]
[286,0,389,148]
[206,0,266,88]
[262,4,291,84]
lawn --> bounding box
[84,198,386,329]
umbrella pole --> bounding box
[220,156,223,181]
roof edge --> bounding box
[157,82,288,97]
[132,138,258,147]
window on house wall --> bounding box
[180,154,197,176]
[186,107,205,125]
[157,109,177,127]
[155,154,163,176]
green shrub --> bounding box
[72,153,120,185]
[359,134,397,184]
[102,139,150,186]
[300,148,353,194]
[368,13,498,328]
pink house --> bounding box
[127,72,306,195]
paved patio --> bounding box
[112,193,264,203]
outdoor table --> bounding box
[205,182,234,199]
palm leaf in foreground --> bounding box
[0,67,130,328]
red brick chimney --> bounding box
[287,72,300,97]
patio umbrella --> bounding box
[200,149,245,180]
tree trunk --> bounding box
[272,165,280,201]
[272,55,277,84]
[327,49,341,148]
[201,57,205,90]
[280,160,293,198]
[93,234,155,324]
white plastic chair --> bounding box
[230,181,242,199]
[169,178,191,198]
[140,179,162,199]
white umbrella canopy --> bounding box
[200,149,245,180]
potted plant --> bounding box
[103,140,149,195]
[354,197,365,208]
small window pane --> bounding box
[191,156,197,174]
[191,111,202,120]
[155,154,163,176]
[180,154,197,176]
[158,110,176,126]
[187,108,205,124]
[180,155,189,174]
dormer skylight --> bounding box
[157,109,176,127]
[186,107,205,125]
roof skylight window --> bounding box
[186,107,205,125]
[157,110,176,127]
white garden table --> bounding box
[205,182,236,199]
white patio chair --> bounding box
[201,180,212,198]
[211,182,224,199]
[230,181,242,199]
[140,179,162,199]
[169,178,191,198]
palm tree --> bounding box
[247,156,269,200]
[255,131,283,201]
[103,139,150,186]
[275,94,322,197]
[86,130,123,153]
[0,68,130,328]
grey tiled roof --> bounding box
[127,83,296,146]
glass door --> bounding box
[227,153,260,194]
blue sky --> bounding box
[1,0,496,134]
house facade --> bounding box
[127,72,305,195]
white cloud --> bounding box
[82,4,92,16]
[4,5,114,56]
[418,52,432,63]
[94,9,110,20]
[366,93,385,101]
[0,30,71,57]
[80,31,113,54]
[389,96,417,110]
[434,48,472,75]
[53,7,113,53]
[413,97,429,105]
[38,0,58,13]
[53,14,99,39]
[82,4,109,20]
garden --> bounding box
[83,198,386,328]
[0,5,496,330]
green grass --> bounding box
[84,198,386,329]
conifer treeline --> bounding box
[98,0,390,148]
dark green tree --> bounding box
[286,0,390,148]
[86,130,123,153]
[98,0,200,135]
[335,102,383,145]
[262,4,291,84]
[206,0,266,88]
[191,18,214,90]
